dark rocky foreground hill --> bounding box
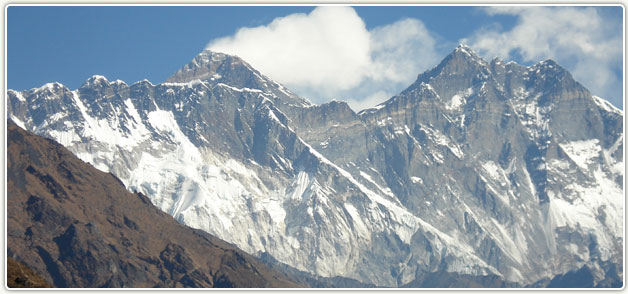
[6,120,301,288]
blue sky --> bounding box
[7,5,623,110]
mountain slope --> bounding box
[6,120,301,288]
[7,45,623,287]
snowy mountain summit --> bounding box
[8,44,623,287]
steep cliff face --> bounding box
[7,45,623,287]
[6,120,301,288]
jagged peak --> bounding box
[528,58,571,79]
[198,49,233,60]
[190,49,231,68]
[454,43,474,54]
[318,99,354,112]
[534,59,562,70]
[451,44,485,63]
[111,79,127,86]
[133,79,154,86]
[399,45,489,97]
[81,75,111,88]
[31,82,66,93]
[166,49,312,105]
[416,45,488,81]
[166,49,259,85]
[540,58,558,65]
[86,75,109,84]
[160,49,308,108]
[491,57,504,65]
[190,49,249,71]
[592,95,623,115]
[90,74,108,81]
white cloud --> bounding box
[207,6,440,111]
[346,90,392,112]
[368,18,439,84]
[463,6,623,108]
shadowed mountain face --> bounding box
[6,120,301,288]
[7,45,623,287]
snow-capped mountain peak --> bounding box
[7,45,623,287]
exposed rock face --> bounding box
[7,45,623,287]
[165,50,311,120]
[6,120,301,288]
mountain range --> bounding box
[7,44,624,287]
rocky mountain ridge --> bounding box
[6,120,301,287]
[7,44,623,287]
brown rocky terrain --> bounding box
[6,120,301,288]
[7,257,53,288]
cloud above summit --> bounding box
[463,6,622,107]
[207,6,440,110]
[208,6,622,110]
